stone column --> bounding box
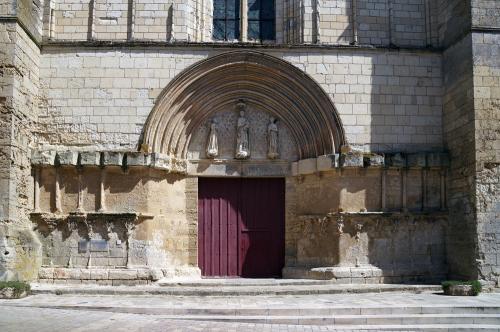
[421,168,427,212]
[351,0,358,45]
[76,168,85,213]
[240,0,248,42]
[401,169,407,212]
[54,167,62,214]
[127,0,135,40]
[440,169,446,211]
[34,167,41,213]
[381,169,386,211]
[98,168,106,212]
[87,0,96,40]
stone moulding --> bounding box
[31,150,188,174]
[292,152,450,176]
[31,150,449,178]
[30,211,154,235]
[141,50,347,160]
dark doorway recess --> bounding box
[198,177,285,278]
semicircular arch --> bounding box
[142,51,346,160]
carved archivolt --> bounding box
[142,51,346,160]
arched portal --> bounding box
[142,51,345,160]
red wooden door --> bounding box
[198,178,285,278]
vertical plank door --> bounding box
[198,177,284,277]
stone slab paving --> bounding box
[30,282,442,296]
[6,291,500,310]
[0,292,500,331]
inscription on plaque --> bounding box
[90,239,109,252]
[78,240,89,253]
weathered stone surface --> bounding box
[56,151,78,166]
[298,158,317,175]
[31,151,56,166]
[0,288,29,299]
[317,154,339,171]
[444,284,475,296]
[0,225,41,281]
[102,152,123,166]
[366,154,385,167]
[108,269,138,280]
[1,0,499,286]
[427,152,450,168]
[151,153,171,170]
[386,153,406,168]
[340,152,364,168]
[407,153,426,168]
[79,152,101,166]
[125,152,151,166]
[291,162,299,176]
[90,269,108,280]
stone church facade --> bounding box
[0,0,499,286]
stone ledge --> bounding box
[291,152,450,176]
[31,211,154,220]
[282,266,446,284]
[31,150,187,174]
[38,267,200,284]
[38,267,163,282]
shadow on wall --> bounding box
[293,213,448,283]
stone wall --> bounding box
[40,0,439,47]
[472,30,500,283]
[38,47,443,154]
[30,149,449,284]
[32,160,200,282]
[284,156,449,283]
[442,35,477,281]
[440,0,500,285]
[284,212,447,283]
[0,0,42,281]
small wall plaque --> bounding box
[78,240,89,253]
[90,239,109,252]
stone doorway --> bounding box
[198,177,285,278]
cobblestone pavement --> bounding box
[1,292,500,331]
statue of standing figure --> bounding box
[267,117,279,159]
[235,101,250,159]
[206,119,218,159]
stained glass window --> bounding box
[248,0,275,41]
[213,0,241,41]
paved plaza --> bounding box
[1,291,500,331]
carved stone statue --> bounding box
[206,119,218,159]
[235,102,250,159]
[267,117,279,159]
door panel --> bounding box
[198,177,284,278]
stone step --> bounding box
[22,305,500,316]
[31,283,442,296]
[72,313,500,326]
[319,325,500,331]
[156,278,337,287]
